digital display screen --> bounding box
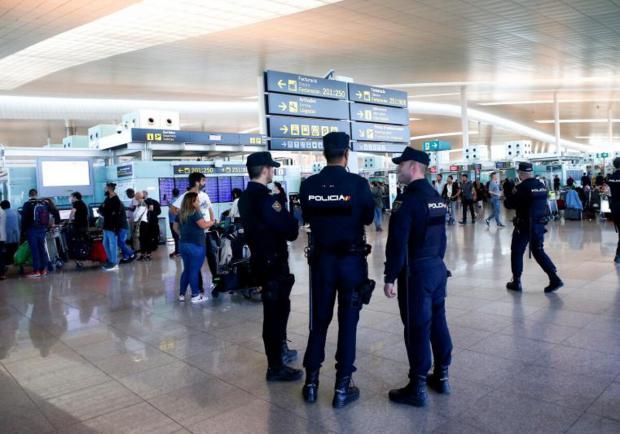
[59,209,72,220]
[204,178,219,203]
[41,160,91,187]
[174,178,189,193]
[218,177,233,203]
[231,176,245,192]
[159,178,176,206]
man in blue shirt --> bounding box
[485,172,505,227]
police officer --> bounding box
[238,152,302,382]
[607,157,620,264]
[383,147,453,408]
[300,132,375,408]
[504,162,563,292]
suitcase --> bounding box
[90,240,108,263]
[557,199,566,210]
[564,208,582,221]
[67,232,91,261]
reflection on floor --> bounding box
[1,216,619,433]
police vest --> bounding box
[608,171,620,204]
[411,196,447,260]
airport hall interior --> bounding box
[0,1,619,433]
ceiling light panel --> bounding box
[0,0,341,90]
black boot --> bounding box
[332,376,359,408]
[544,274,564,293]
[427,367,451,395]
[281,340,298,365]
[302,369,319,403]
[266,365,303,382]
[388,375,427,407]
[506,277,522,292]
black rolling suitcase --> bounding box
[564,208,582,221]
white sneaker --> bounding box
[103,264,119,272]
[178,295,186,302]
[191,294,207,304]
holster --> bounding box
[262,273,295,302]
[351,278,376,309]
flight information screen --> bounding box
[218,177,233,203]
[159,178,176,206]
[204,177,219,203]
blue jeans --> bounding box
[374,207,383,229]
[487,198,502,225]
[103,230,118,266]
[27,227,48,272]
[180,242,205,297]
[117,228,134,260]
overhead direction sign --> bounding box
[350,102,409,125]
[348,83,408,108]
[422,140,452,152]
[266,93,349,120]
[352,142,406,153]
[131,128,265,146]
[351,122,409,143]
[269,138,325,151]
[268,115,350,139]
[265,70,348,100]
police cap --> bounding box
[392,146,430,166]
[246,151,280,168]
[517,162,533,172]
[613,157,620,169]
[323,132,350,152]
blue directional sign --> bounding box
[265,70,348,100]
[348,83,408,108]
[269,138,325,151]
[350,102,409,125]
[351,122,409,143]
[267,93,349,120]
[268,115,350,139]
[131,128,265,146]
[351,142,406,153]
[238,134,266,146]
[422,140,452,152]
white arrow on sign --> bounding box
[278,102,287,111]
[357,111,364,117]
[277,80,286,89]
[355,91,362,98]
[280,125,289,134]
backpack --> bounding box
[33,201,52,227]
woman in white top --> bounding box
[133,192,152,261]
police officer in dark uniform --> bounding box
[300,132,375,408]
[383,147,453,408]
[504,162,563,292]
[607,157,620,263]
[238,152,302,382]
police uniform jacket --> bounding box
[504,178,548,226]
[300,166,374,249]
[384,179,447,284]
[238,182,298,270]
[608,170,620,205]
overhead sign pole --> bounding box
[461,86,469,153]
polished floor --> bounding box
[1,211,619,434]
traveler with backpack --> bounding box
[21,189,51,278]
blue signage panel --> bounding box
[268,115,350,139]
[348,83,408,108]
[238,134,266,146]
[351,142,406,153]
[350,122,409,143]
[267,93,349,120]
[269,138,325,151]
[116,164,133,178]
[131,128,264,146]
[350,102,409,125]
[264,70,348,100]
[172,164,247,175]
[422,140,452,152]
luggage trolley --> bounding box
[547,191,560,221]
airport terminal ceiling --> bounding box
[1,0,620,150]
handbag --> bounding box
[13,241,32,266]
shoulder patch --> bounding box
[392,200,402,211]
[272,201,282,212]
